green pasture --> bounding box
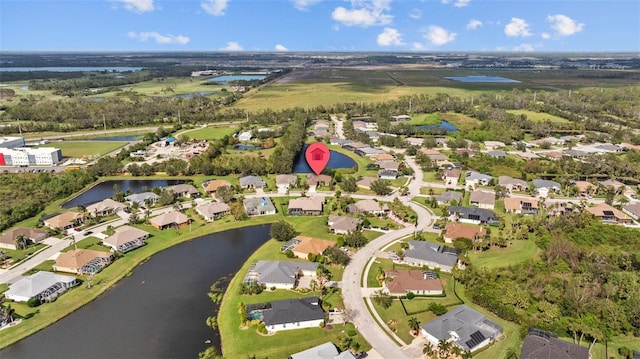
[468,239,541,269]
[181,126,238,140]
[506,110,571,123]
[99,77,225,98]
[35,141,127,159]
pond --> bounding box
[443,75,520,83]
[174,91,216,99]
[292,144,357,173]
[234,144,258,151]
[0,225,271,359]
[415,120,458,133]
[207,75,267,84]
[61,179,187,209]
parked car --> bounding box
[83,231,93,236]
[432,224,441,230]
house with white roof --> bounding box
[5,271,78,303]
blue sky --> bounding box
[1,0,638,52]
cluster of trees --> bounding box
[0,171,96,232]
[269,116,307,174]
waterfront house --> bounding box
[5,271,78,303]
[306,174,332,189]
[86,199,127,217]
[125,192,159,207]
[237,131,252,142]
[53,249,112,275]
[243,197,276,216]
[402,240,460,272]
[327,215,362,235]
[243,260,318,290]
[276,174,297,192]
[43,211,85,232]
[102,225,149,253]
[247,297,325,333]
[421,305,503,353]
[289,342,356,359]
[239,175,266,189]
[195,202,230,221]
[0,227,47,250]
[202,179,232,195]
[443,223,487,244]
[288,196,324,216]
[383,270,443,296]
[469,190,496,210]
[149,211,191,230]
[291,236,335,259]
[165,184,200,198]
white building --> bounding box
[0,136,26,149]
[5,271,78,303]
[0,147,62,166]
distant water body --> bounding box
[444,75,520,83]
[207,75,267,84]
[0,67,143,72]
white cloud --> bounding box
[541,32,551,39]
[454,0,470,8]
[220,41,243,51]
[412,42,425,50]
[292,0,321,11]
[513,43,534,52]
[547,14,584,36]
[201,0,229,16]
[331,0,393,27]
[377,27,403,46]
[467,19,482,30]
[441,0,450,4]
[127,31,189,45]
[409,8,422,19]
[114,0,154,13]
[424,25,457,46]
[504,17,532,37]
[274,44,289,52]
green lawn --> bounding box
[408,113,442,125]
[371,299,437,345]
[22,259,55,275]
[61,236,111,253]
[35,141,127,159]
[2,244,47,264]
[184,126,238,140]
[506,110,570,123]
[366,258,418,288]
[468,239,541,269]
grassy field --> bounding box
[35,140,127,159]
[506,109,571,123]
[181,126,238,140]
[92,77,226,99]
[468,239,541,269]
[440,112,481,131]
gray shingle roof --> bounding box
[421,305,503,352]
[125,192,159,205]
[466,171,493,182]
[253,260,317,286]
[449,206,497,223]
[6,271,77,299]
[520,330,590,359]
[258,297,325,326]
[404,240,459,269]
[434,191,463,204]
[239,175,266,188]
[532,179,561,190]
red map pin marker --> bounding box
[305,142,331,175]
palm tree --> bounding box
[408,317,420,336]
[505,347,519,359]
[15,235,28,250]
[423,343,434,357]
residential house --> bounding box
[356,176,377,190]
[520,329,590,359]
[355,147,386,157]
[443,223,487,244]
[53,249,112,275]
[330,138,352,146]
[276,174,298,192]
[585,203,632,224]
[195,202,230,221]
[165,184,200,198]
[102,225,149,253]
[125,192,159,207]
[346,199,386,216]
[243,197,276,216]
[483,141,506,151]
[149,211,191,230]
[594,143,622,152]
[291,236,335,259]
[244,260,318,290]
[539,151,564,161]
[0,227,47,250]
[5,271,78,303]
[449,206,497,225]
[202,179,232,195]
[342,141,368,151]
[564,150,589,159]
[498,176,528,192]
[405,137,424,146]
[402,240,460,272]
[504,197,539,215]
[465,171,493,189]
[290,342,356,359]
[455,148,475,157]
[288,196,324,216]
[378,169,398,180]
[306,174,332,188]
[247,297,325,333]
[573,181,595,196]
[421,149,449,162]
[43,212,85,232]
[370,153,395,162]
[377,160,400,171]
[383,270,443,296]
[442,169,461,186]
[514,151,540,160]
[487,150,507,159]
[532,179,561,197]
[86,199,127,217]
[239,175,266,189]
[392,115,411,121]
[421,305,503,353]
[600,179,625,193]
[469,190,496,210]
[327,215,362,235]
[622,203,640,221]
[237,131,252,141]
[433,191,462,205]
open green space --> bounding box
[94,77,226,98]
[371,298,437,345]
[182,126,238,140]
[2,244,47,265]
[35,141,127,159]
[408,113,442,125]
[468,239,541,269]
[439,112,481,131]
[61,236,111,253]
[506,109,571,123]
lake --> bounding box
[174,91,216,99]
[0,67,143,72]
[61,179,187,209]
[416,120,458,133]
[84,135,140,141]
[443,75,520,83]
[207,75,267,84]
[0,225,271,359]
[292,145,357,173]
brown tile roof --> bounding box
[44,212,84,229]
[203,179,231,192]
[370,153,395,161]
[444,223,487,240]
[504,197,538,211]
[288,197,324,212]
[573,181,594,193]
[0,227,47,247]
[585,203,630,221]
[276,174,298,185]
[293,236,335,256]
[54,249,111,271]
[86,199,127,214]
[384,270,443,294]
[443,169,461,178]
[356,176,377,188]
[469,190,496,206]
[327,215,362,232]
[306,174,332,186]
[150,211,191,227]
[103,226,149,247]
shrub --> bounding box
[406,292,416,300]
[428,302,448,316]
[27,297,41,307]
[257,322,268,334]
